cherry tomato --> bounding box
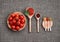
[19,15,24,19]
[20,19,25,24]
[15,14,19,17]
[8,17,13,21]
[11,14,15,18]
[12,28,17,31]
[19,24,24,28]
[11,25,15,29]
[27,8,34,16]
[17,21,20,25]
[12,19,16,24]
[16,26,20,30]
[18,19,21,22]
[9,21,13,25]
[15,16,19,20]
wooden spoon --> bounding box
[25,7,35,32]
[35,13,40,32]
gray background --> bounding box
[0,0,60,42]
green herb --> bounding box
[24,11,29,15]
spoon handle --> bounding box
[29,18,31,32]
[37,19,39,32]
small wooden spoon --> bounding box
[35,13,40,32]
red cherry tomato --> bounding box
[15,16,19,20]
[17,21,20,25]
[16,26,20,30]
[20,19,25,24]
[18,19,21,22]
[19,15,24,19]
[11,25,15,29]
[27,8,34,16]
[19,24,24,28]
[8,17,13,21]
[11,14,15,18]
[9,21,13,25]
[14,14,19,17]
[12,19,16,24]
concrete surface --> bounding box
[0,0,60,42]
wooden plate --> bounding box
[7,12,26,31]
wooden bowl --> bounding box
[7,12,26,31]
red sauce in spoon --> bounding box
[36,14,40,18]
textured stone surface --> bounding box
[0,0,60,42]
